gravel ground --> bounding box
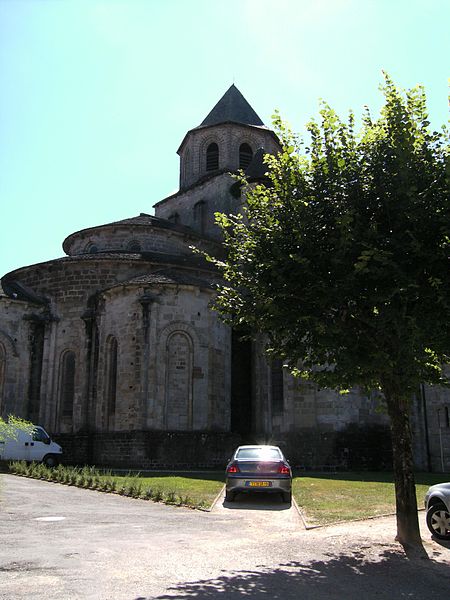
[0,474,449,599]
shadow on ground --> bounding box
[138,549,450,599]
[432,536,450,551]
[222,492,291,511]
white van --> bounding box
[0,425,63,467]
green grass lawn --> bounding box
[293,471,449,526]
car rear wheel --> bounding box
[426,503,450,540]
[281,491,292,504]
[225,490,235,502]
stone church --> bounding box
[1,85,449,470]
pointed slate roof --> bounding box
[199,84,264,128]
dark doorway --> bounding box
[231,330,253,434]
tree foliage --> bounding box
[210,75,450,554]
[0,415,34,444]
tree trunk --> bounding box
[382,383,428,559]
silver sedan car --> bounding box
[424,482,450,540]
[225,445,292,503]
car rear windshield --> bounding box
[236,448,282,460]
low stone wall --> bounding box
[273,424,393,471]
[54,431,243,469]
[53,424,393,471]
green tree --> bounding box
[0,415,34,445]
[211,75,449,556]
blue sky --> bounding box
[1,0,448,276]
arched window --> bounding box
[206,142,219,171]
[194,200,206,235]
[60,351,76,418]
[239,143,253,169]
[271,358,284,413]
[85,243,98,254]
[106,337,118,417]
[0,342,5,413]
[127,240,141,253]
[165,332,193,430]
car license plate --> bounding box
[246,481,272,487]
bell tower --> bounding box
[154,85,280,239]
[178,84,279,189]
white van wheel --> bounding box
[43,454,59,468]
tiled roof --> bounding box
[199,84,264,128]
[106,214,172,228]
[0,278,48,305]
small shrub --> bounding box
[8,460,19,474]
[99,478,109,492]
[180,495,194,507]
[117,483,128,495]
[166,491,176,504]
[77,473,86,487]
[132,482,143,498]
[143,487,153,501]
[68,470,78,486]
[52,464,62,481]
[125,480,137,497]
[34,463,45,479]
[110,479,117,492]
[153,489,163,502]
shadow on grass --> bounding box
[139,549,450,600]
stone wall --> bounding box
[54,430,243,469]
[53,425,393,471]
[64,224,205,257]
[420,384,450,472]
[0,297,39,418]
[95,281,231,434]
[5,256,158,301]
[155,173,242,240]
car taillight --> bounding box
[278,464,290,474]
[227,464,240,473]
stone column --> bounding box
[24,309,58,430]
[139,293,157,429]
[82,307,100,433]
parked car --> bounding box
[424,482,450,540]
[225,445,292,503]
[0,425,63,467]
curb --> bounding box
[209,484,226,511]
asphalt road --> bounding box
[0,474,449,599]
